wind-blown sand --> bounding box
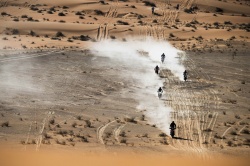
[0,0,249,165]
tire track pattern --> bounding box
[114,124,126,144]
[97,120,116,144]
[162,52,219,153]
[141,0,197,39]
[96,1,119,41]
[0,50,64,63]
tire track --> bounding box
[114,124,126,144]
[12,50,76,151]
[142,0,181,39]
[97,120,116,144]
[186,55,219,145]
[162,52,219,154]
[96,1,119,41]
[207,112,218,144]
[220,118,248,146]
[24,121,33,150]
[235,125,246,141]
[35,111,53,151]
[0,50,64,63]
[151,0,216,154]
[170,110,207,152]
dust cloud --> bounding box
[91,38,186,134]
[0,55,44,103]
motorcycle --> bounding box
[170,127,175,138]
[158,91,163,99]
[154,68,159,74]
[161,56,165,63]
[184,74,187,81]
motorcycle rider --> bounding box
[161,53,165,63]
[170,121,176,129]
[170,121,176,138]
[157,87,163,98]
[154,65,160,74]
[152,6,155,15]
[183,70,187,81]
[158,87,163,93]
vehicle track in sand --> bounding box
[220,117,249,146]
[186,55,222,145]
[97,120,117,144]
[23,110,53,151]
[114,124,126,144]
[11,50,130,149]
[235,125,247,141]
[185,54,219,145]
[5,50,68,151]
[46,60,121,133]
[24,121,33,150]
[0,50,64,63]
[96,0,119,41]
[141,0,197,40]
[97,120,129,145]
[35,111,53,151]
[160,52,219,154]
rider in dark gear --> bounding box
[157,87,163,93]
[154,65,159,74]
[183,70,187,81]
[176,4,180,10]
[170,121,176,129]
[157,87,163,99]
[152,6,155,15]
[161,53,165,63]
[183,70,187,75]
[170,121,176,138]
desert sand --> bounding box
[0,0,250,165]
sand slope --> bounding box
[0,0,249,160]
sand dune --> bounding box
[0,0,249,164]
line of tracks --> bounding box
[96,0,119,41]
[161,52,219,154]
[140,0,198,40]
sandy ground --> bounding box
[0,0,250,165]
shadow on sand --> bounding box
[172,137,192,141]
